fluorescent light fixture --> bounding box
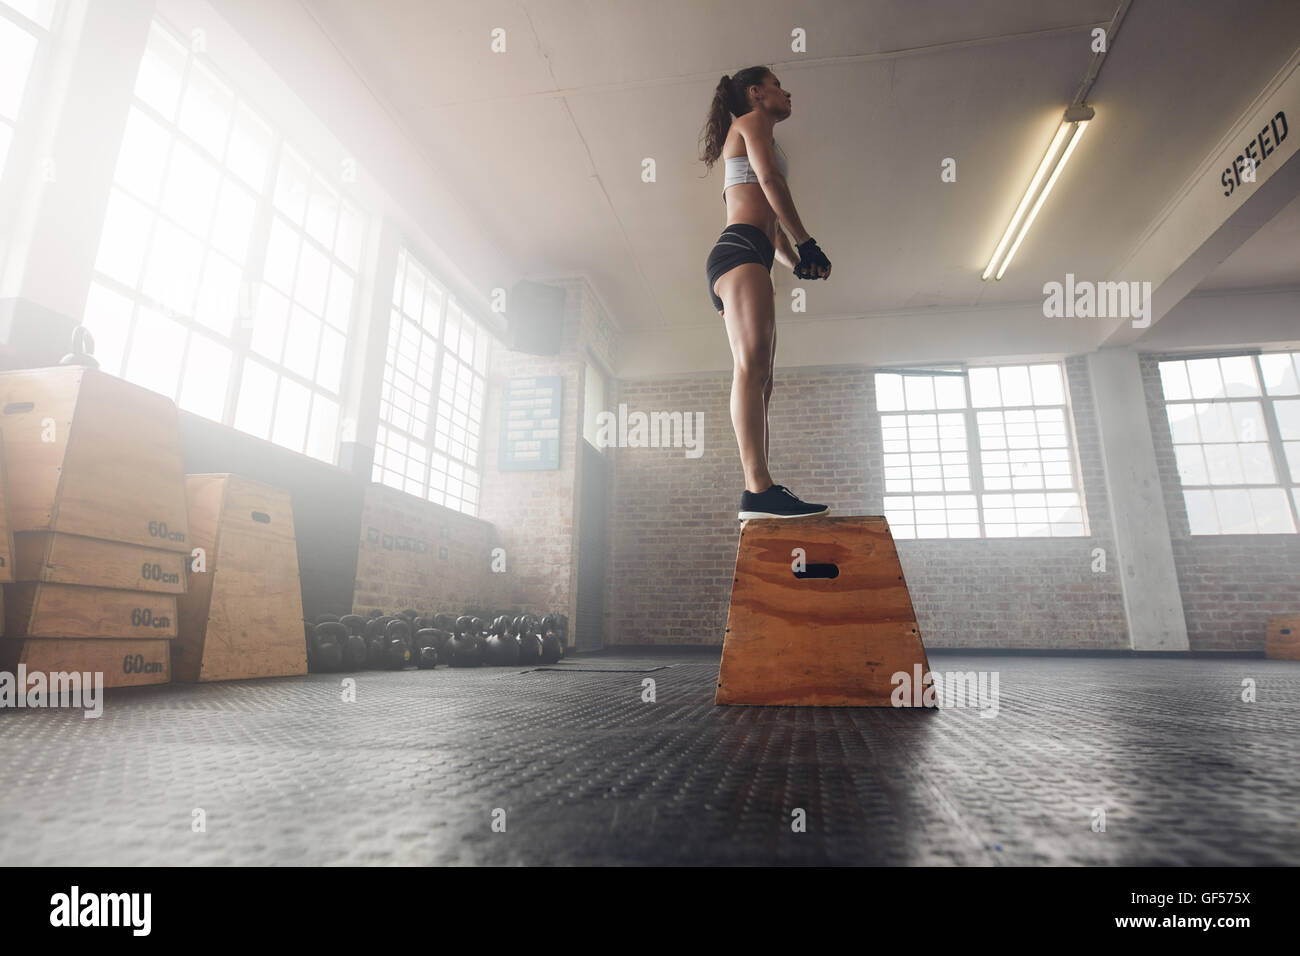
[983,105,1095,280]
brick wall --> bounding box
[351,482,496,617]
[351,277,1299,651]
[477,279,588,627]
[355,339,1300,651]
[348,277,617,635]
[572,280,617,372]
[1143,354,1300,651]
[605,355,1131,648]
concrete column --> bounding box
[1087,347,1189,650]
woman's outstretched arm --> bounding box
[774,228,798,271]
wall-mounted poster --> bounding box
[499,375,561,471]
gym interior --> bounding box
[1,0,1298,874]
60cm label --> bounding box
[123,654,163,675]
[141,562,180,584]
[147,520,185,543]
[130,608,172,629]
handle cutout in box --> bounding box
[793,563,839,580]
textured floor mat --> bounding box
[0,652,1295,865]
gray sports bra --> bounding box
[722,140,788,199]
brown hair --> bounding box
[699,66,772,171]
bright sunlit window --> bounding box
[82,19,366,464]
[875,363,1084,538]
[1158,352,1300,534]
[0,0,58,182]
[373,248,489,515]
[233,143,364,461]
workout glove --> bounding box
[794,237,832,280]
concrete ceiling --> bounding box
[296,0,1300,360]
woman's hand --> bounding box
[794,237,831,280]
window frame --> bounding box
[84,15,364,464]
[876,363,1086,539]
[1157,349,1300,535]
[373,245,489,516]
[0,0,62,186]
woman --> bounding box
[700,66,834,520]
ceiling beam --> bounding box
[1103,46,1300,347]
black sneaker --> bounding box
[738,484,830,520]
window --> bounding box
[374,249,489,515]
[234,143,363,460]
[1158,352,1299,534]
[875,364,1084,538]
[0,0,58,182]
[82,19,365,463]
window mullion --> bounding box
[965,373,987,537]
[225,132,280,427]
[424,294,449,496]
[1253,356,1299,530]
[0,4,49,34]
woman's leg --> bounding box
[714,263,776,493]
[764,321,775,462]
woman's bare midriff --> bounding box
[722,181,778,248]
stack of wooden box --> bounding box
[0,367,190,687]
[174,473,307,682]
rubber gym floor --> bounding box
[1,648,1295,866]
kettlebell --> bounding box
[59,325,100,369]
[483,629,519,666]
[414,628,440,669]
[446,626,483,667]
[517,627,543,666]
[310,621,347,672]
[383,618,413,669]
[339,614,367,635]
[539,629,563,665]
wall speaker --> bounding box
[506,280,565,355]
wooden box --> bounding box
[0,367,190,551]
[3,582,178,638]
[174,474,307,681]
[12,532,187,593]
[716,516,933,706]
[0,431,14,583]
[0,637,170,688]
[1266,615,1300,660]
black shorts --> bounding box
[706,223,774,312]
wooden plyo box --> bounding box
[0,367,190,552]
[174,474,307,682]
[1266,615,1300,660]
[0,637,170,688]
[3,582,178,638]
[12,532,187,593]
[716,516,933,707]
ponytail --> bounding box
[699,66,771,171]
